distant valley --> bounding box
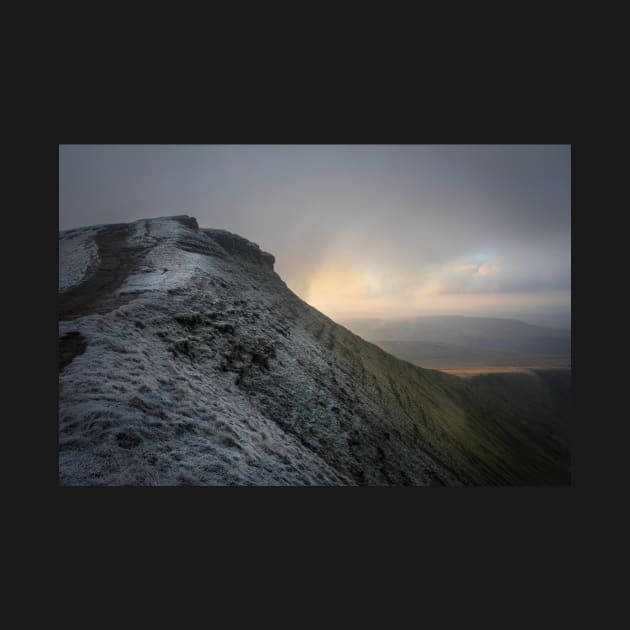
[372,340,570,377]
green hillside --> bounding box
[303,309,570,485]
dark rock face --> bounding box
[203,229,275,271]
[171,215,199,230]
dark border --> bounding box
[41,105,583,585]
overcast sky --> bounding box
[59,145,571,329]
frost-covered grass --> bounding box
[58,299,350,485]
[59,218,352,485]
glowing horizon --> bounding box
[60,144,571,328]
[299,258,570,325]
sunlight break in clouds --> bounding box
[59,144,571,328]
[305,252,505,318]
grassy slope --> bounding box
[303,309,570,485]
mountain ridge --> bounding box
[58,216,570,485]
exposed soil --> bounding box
[59,224,142,321]
[59,331,87,371]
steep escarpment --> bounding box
[58,216,570,486]
[202,229,276,271]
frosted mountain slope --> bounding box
[58,216,570,486]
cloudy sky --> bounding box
[59,145,571,329]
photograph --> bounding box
[58,144,571,486]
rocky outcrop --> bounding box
[203,229,275,271]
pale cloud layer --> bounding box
[59,145,571,328]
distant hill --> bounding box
[341,315,571,355]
